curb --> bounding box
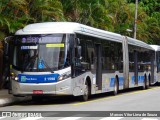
[0,96,31,107]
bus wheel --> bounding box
[80,81,89,101]
[142,75,147,90]
[146,76,149,88]
[113,78,118,95]
[148,74,151,86]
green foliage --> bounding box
[139,0,160,15]
[0,0,159,44]
[28,0,65,22]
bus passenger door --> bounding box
[95,44,102,90]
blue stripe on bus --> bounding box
[110,75,145,87]
[132,76,135,84]
[132,76,144,84]
[139,76,144,83]
[18,74,59,83]
[110,77,124,87]
[110,78,115,87]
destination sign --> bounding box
[22,37,40,43]
[21,46,38,50]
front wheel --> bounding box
[79,81,90,101]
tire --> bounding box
[148,74,151,86]
[79,81,90,101]
[142,75,147,90]
[113,78,118,95]
[146,76,149,88]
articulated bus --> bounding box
[5,22,156,101]
[150,45,160,84]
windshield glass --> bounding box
[13,45,38,71]
[12,34,68,72]
[39,44,65,71]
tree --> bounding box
[106,0,133,34]
[139,0,160,16]
[0,0,31,35]
[61,0,113,31]
[28,0,65,22]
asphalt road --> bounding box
[0,85,160,119]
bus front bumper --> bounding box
[11,78,73,96]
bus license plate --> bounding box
[33,90,43,94]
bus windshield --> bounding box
[12,34,68,72]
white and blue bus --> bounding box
[6,22,155,101]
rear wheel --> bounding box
[146,75,149,88]
[113,78,118,95]
[148,74,151,86]
[79,81,90,101]
[142,75,148,90]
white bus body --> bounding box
[7,22,155,101]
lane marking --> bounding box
[72,86,160,106]
[20,117,43,120]
[58,117,82,120]
[100,117,123,120]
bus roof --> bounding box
[150,45,160,51]
[15,22,123,42]
[127,37,153,50]
[15,22,153,50]
[16,22,79,35]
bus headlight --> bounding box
[58,73,71,81]
[10,72,19,81]
[15,77,19,81]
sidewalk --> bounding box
[0,89,31,107]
